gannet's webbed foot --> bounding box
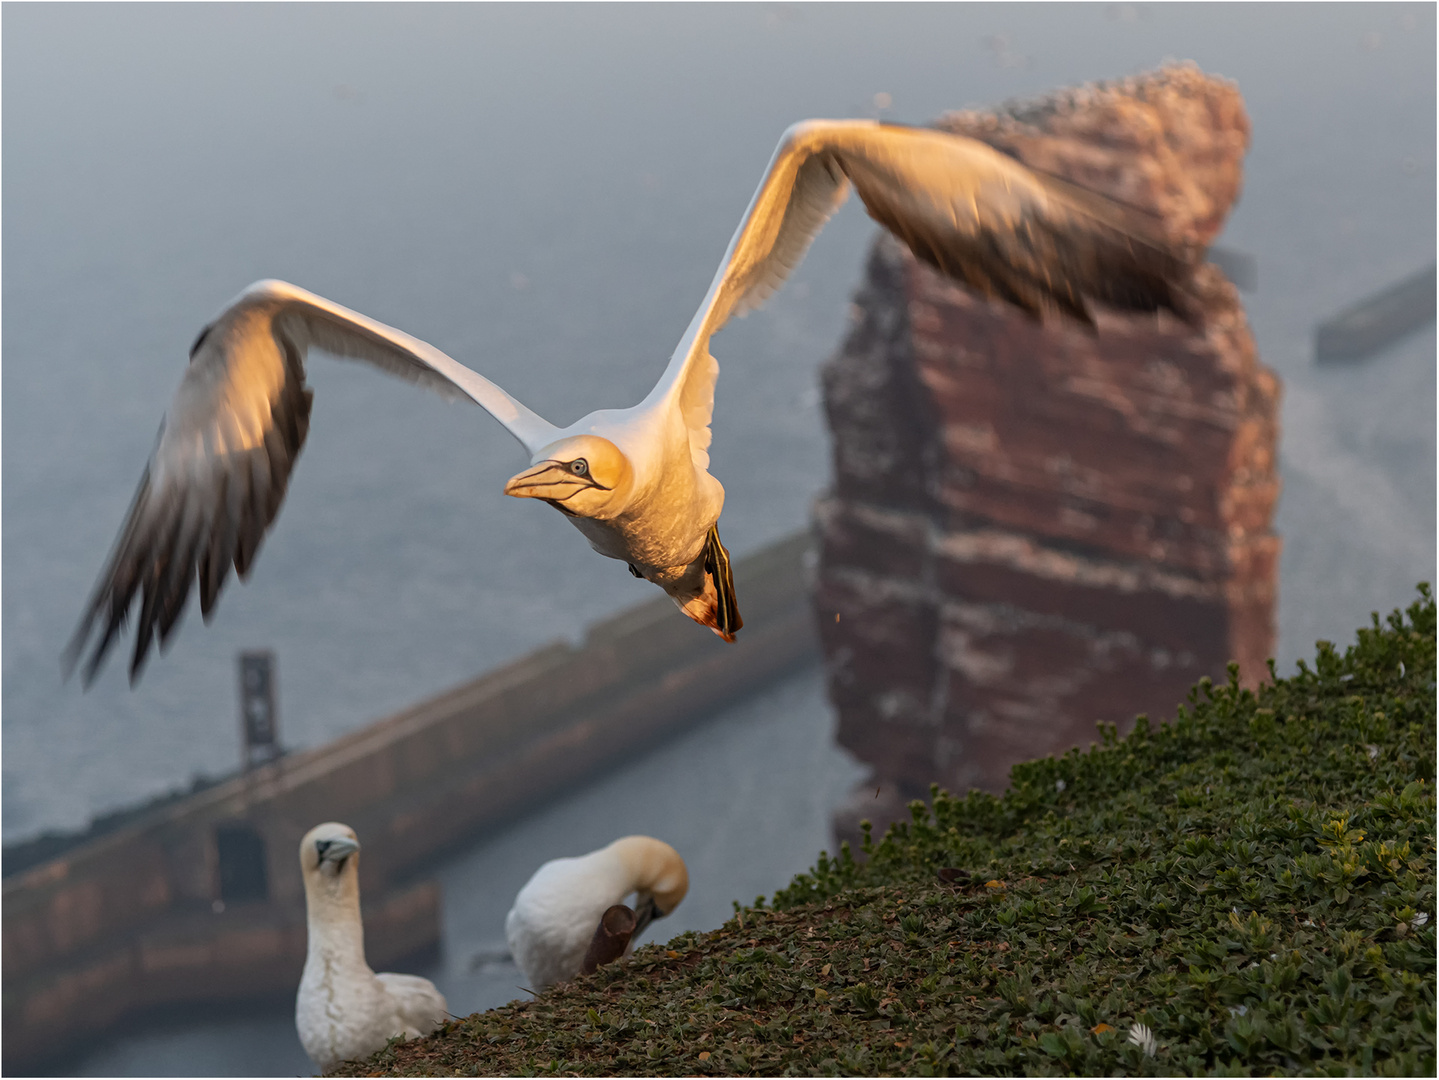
[702,524,742,642]
[627,563,644,579]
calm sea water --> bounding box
[3,4,1434,1072]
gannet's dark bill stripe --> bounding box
[703,525,742,641]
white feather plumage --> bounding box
[295,823,447,1072]
[506,836,689,991]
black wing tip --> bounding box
[60,634,87,687]
[67,566,212,690]
[68,293,314,693]
[75,620,118,690]
[189,324,213,359]
[128,624,153,687]
[62,597,119,690]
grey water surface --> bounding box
[3,4,1433,1074]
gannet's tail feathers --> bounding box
[672,526,741,641]
[703,525,742,642]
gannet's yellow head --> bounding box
[503,435,633,519]
[299,821,360,881]
[608,835,689,935]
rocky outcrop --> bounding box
[812,65,1280,837]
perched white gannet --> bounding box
[505,835,689,991]
[295,822,448,1072]
[64,119,1194,684]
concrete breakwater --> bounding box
[1315,262,1438,363]
[3,531,818,1073]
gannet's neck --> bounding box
[303,871,371,977]
[552,400,722,569]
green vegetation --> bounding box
[338,588,1435,1076]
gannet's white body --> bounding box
[295,822,448,1072]
[66,119,1193,684]
[505,836,689,991]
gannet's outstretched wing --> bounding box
[649,119,1194,467]
[64,279,557,685]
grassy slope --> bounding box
[339,589,1436,1077]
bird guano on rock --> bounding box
[505,835,689,991]
[65,118,1195,685]
[295,822,448,1072]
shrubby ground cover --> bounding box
[339,588,1435,1077]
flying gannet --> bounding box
[505,835,689,991]
[295,822,448,1071]
[64,120,1194,684]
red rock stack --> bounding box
[813,65,1281,835]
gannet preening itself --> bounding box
[295,823,448,1072]
[64,119,1194,684]
[505,835,689,991]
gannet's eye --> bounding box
[570,459,590,476]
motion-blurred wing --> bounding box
[650,119,1193,466]
[63,279,558,686]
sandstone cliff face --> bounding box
[812,65,1280,834]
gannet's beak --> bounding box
[632,893,664,937]
[503,461,607,500]
[316,835,360,865]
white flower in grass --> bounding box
[1415,911,1429,927]
[1128,1022,1157,1057]
[1228,1005,1247,1017]
[1055,778,1067,792]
